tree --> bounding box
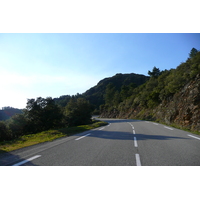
[7,113,28,138]
[0,121,11,141]
[24,97,64,133]
[148,67,161,78]
[189,48,198,58]
[65,98,92,126]
[120,85,129,101]
[104,83,116,106]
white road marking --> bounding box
[188,134,200,141]
[145,121,150,123]
[12,155,41,166]
[127,122,140,166]
[164,126,173,130]
[128,122,134,129]
[75,133,91,141]
[153,123,158,125]
[99,127,105,130]
[134,137,138,147]
[135,154,141,166]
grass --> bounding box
[0,120,108,153]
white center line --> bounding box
[75,133,91,141]
[135,154,141,166]
[188,134,200,141]
[12,155,41,166]
[128,122,134,129]
[133,129,135,134]
[164,126,173,130]
[134,137,138,147]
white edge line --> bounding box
[12,155,41,166]
[75,133,91,141]
[164,126,173,130]
[135,154,141,166]
[134,137,138,147]
[188,134,200,140]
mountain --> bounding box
[83,73,149,110]
[0,107,22,121]
[53,73,149,111]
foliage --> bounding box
[0,120,108,152]
[54,93,83,108]
[82,73,149,110]
[148,66,161,78]
[64,97,93,126]
[104,83,117,106]
[0,121,11,141]
[7,113,28,138]
[0,96,94,142]
[189,47,198,58]
[24,97,64,133]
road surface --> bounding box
[1,118,200,166]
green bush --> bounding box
[0,121,12,141]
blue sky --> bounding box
[0,33,200,109]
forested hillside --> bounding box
[100,48,200,132]
[83,73,149,112]
[0,107,22,121]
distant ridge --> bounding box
[83,73,149,109]
[0,107,22,121]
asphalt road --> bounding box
[1,118,200,166]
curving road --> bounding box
[1,118,200,166]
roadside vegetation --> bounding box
[0,120,108,153]
[0,93,107,153]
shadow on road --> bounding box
[98,118,141,124]
[0,150,38,166]
[87,130,189,141]
[134,133,188,141]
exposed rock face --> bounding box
[156,73,200,132]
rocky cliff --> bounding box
[155,73,200,132]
